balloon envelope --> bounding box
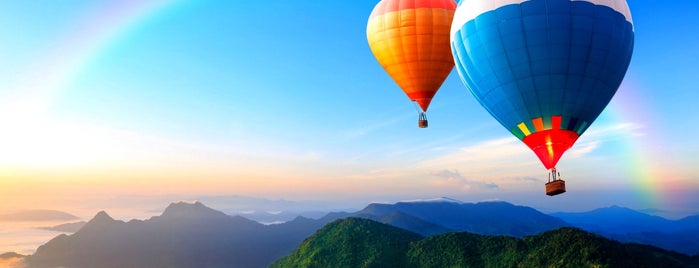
[367,0,457,112]
[450,0,634,169]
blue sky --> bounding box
[0,0,697,218]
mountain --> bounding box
[0,210,80,221]
[551,205,677,233]
[272,218,423,268]
[353,208,450,236]
[607,230,699,256]
[274,218,699,268]
[37,221,87,233]
[679,214,699,230]
[0,252,25,259]
[551,206,699,255]
[24,201,336,268]
[0,252,25,268]
[191,195,354,223]
[352,199,569,237]
[22,199,698,267]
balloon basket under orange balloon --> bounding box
[418,119,428,128]
[418,112,428,128]
[545,180,566,196]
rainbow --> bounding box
[11,0,688,215]
[605,76,667,209]
[14,0,186,109]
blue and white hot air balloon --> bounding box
[450,0,634,195]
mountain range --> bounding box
[552,205,699,233]
[351,198,569,237]
[24,201,338,268]
[348,197,699,253]
[21,199,570,268]
[552,206,699,255]
[273,218,699,268]
[16,199,699,267]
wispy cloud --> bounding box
[566,140,601,158]
[578,122,645,145]
[567,122,644,158]
[503,176,542,183]
[417,136,536,172]
[430,169,499,191]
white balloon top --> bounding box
[451,0,634,38]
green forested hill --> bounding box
[273,218,699,268]
[272,217,423,268]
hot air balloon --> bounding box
[450,0,634,195]
[367,0,457,128]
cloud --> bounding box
[504,176,542,183]
[417,136,539,176]
[583,122,645,138]
[566,122,645,159]
[566,140,601,158]
[430,169,499,191]
[417,122,646,169]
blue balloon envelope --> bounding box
[450,0,634,173]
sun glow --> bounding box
[0,104,119,168]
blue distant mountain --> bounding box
[551,206,699,255]
[352,198,569,237]
[551,205,674,233]
[354,209,452,236]
[678,214,699,230]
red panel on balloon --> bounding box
[406,91,436,111]
[522,130,579,169]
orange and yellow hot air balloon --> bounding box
[366,0,457,128]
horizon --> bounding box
[3,194,697,223]
[3,193,697,257]
[1,0,698,233]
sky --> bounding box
[0,0,697,219]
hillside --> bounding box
[272,218,423,268]
[274,218,699,268]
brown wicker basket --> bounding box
[545,180,566,196]
[418,119,428,128]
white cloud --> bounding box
[417,136,536,172]
[410,122,644,189]
[566,140,601,158]
[567,122,644,159]
[430,169,499,191]
[579,122,645,142]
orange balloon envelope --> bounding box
[366,0,456,127]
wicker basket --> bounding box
[418,119,428,128]
[545,180,566,196]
